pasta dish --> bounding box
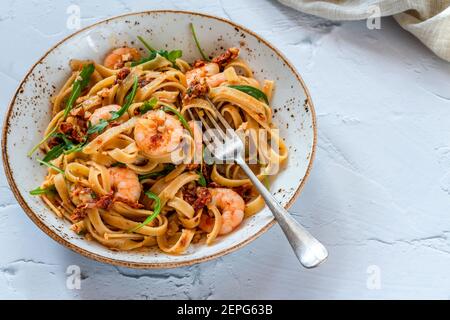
[28,25,288,254]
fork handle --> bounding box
[235,157,328,268]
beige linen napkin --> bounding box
[279,0,450,61]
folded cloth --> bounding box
[279,0,450,61]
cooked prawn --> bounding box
[104,47,141,69]
[184,63,223,101]
[199,188,245,235]
[109,167,142,203]
[186,62,220,85]
[185,47,240,89]
[89,104,125,125]
[134,109,184,157]
[185,63,227,90]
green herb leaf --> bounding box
[85,75,138,136]
[156,50,182,69]
[138,164,175,181]
[190,23,210,61]
[56,132,86,154]
[166,50,182,64]
[30,185,56,196]
[37,159,64,175]
[137,36,182,66]
[128,191,162,232]
[133,36,182,68]
[162,106,193,136]
[63,140,86,155]
[58,133,75,149]
[133,50,182,68]
[110,76,139,121]
[42,143,65,162]
[197,171,207,187]
[137,35,156,52]
[27,127,58,157]
[140,97,158,114]
[87,119,109,135]
[228,85,269,104]
[40,132,85,160]
[28,64,94,157]
[131,51,157,67]
[63,63,95,119]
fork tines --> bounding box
[187,97,243,163]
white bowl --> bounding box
[2,10,316,268]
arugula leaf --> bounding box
[137,35,156,52]
[162,106,193,137]
[87,119,109,135]
[228,85,269,104]
[30,185,56,196]
[58,133,75,148]
[85,75,138,136]
[164,49,182,64]
[42,143,65,162]
[37,159,64,174]
[138,164,175,181]
[28,64,94,157]
[63,63,95,119]
[27,127,57,157]
[140,97,158,114]
[131,51,157,67]
[63,140,86,155]
[190,23,210,61]
[110,76,139,121]
[197,171,207,187]
[133,36,182,67]
[128,191,162,232]
[40,132,85,160]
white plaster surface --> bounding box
[1,0,450,299]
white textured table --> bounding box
[1,0,449,299]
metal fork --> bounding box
[188,105,328,268]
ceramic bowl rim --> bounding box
[1,10,317,269]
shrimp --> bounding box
[104,47,141,69]
[185,48,240,88]
[184,63,222,101]
[199,188,245,235]
[89,104,124,125]
[109,167,142,203]
[186,62,220,86]
[134,109,184,156]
